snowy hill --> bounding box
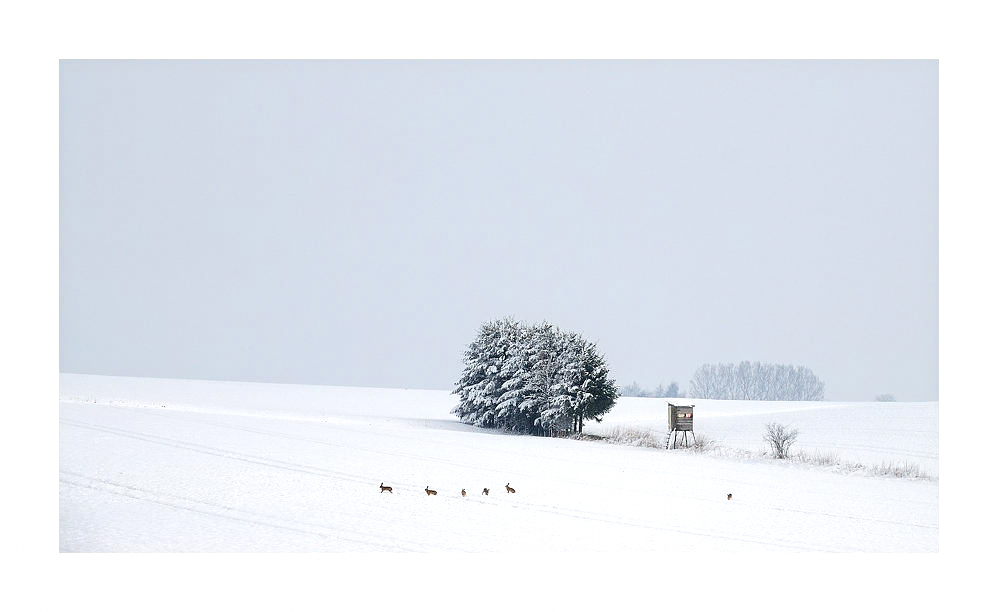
[59,373,938,552]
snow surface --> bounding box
[60,373,938,552]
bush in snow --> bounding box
[791,449,841,466]
[598,426,663,448]
[453,318,619,436]
[868,460,928,479]
[763,422,799,459]
[688,361,824,401]
[686,433,717,454]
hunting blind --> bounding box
[668,402,695,448]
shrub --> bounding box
[763,422,799,459]
[686,434,717,454]
[791,449,840,466]
[868,460,929,479]
[600,426,663,448]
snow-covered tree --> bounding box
[554,337,618,434]
[453,319,618,436]
[688,361,824,401]
[453,318,522,428]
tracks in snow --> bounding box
[61,402,937,552]
[59,469,472,552]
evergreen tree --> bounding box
[453,318,618,436]
[453,318,520,427]
[574,339,618,432]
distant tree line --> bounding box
[688,361,825,401]
[453,318,619,436]
[619,381,683,398]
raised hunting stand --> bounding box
[668,402,695,449]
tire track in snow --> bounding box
[63,408,937,523]
[62,412,516,497]
[751,501,937,530]
[60,473,325,538]
[61,411,521,504]
[59,470,457,552]
[61,417,485,550]
[63,403,577,483]
[449,475,935,546]
[69,400,936,499]
[466,495,851,552]
[66,414,814,550]
[61,417,374,486]
[396,484,886,552]
[62,410,936,548]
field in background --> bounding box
[592,396,937,477]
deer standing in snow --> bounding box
[425,486,437,496]
[379,483,393,493]
[505,483,516,494]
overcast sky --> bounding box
[60,60,937,400]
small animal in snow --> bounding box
[505,483,516,494]
[425,486,437,496]
[461,489,467,497]
[727,493,732,500]
[379,482,393,494]
[482,488,489,496]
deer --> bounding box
[505,483,516,494]
[461,489,467,497]
[379,483,393,494]
[425,486,437,496]
[482,488,489,496]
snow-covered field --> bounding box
[60,373,937,552]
